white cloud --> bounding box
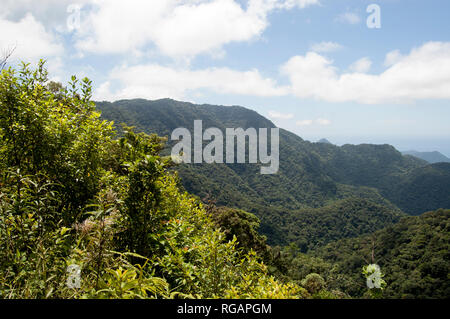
[268,111,294,119]
[310,41,343,53]
[1,0,319,60]
[74,0,318,58]
[336,12,361,25]
[296,119,330,126]
[349,57,372,73]
[296,120,313,126]
[97,41,450,105]
[281,42,450,104]
[384,49,403,67]
[94,81,115,102]
[279,0,320,9]
[94,63,288,101]
[0,13,64,62]
[316,118,331,125]
[152,0,268,58]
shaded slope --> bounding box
[313,209,450,298]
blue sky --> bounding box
[2,0,450,155]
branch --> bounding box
[0,46,16,71]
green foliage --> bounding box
[207,205,269,257]
[0,62,302,299]
[0,61,115,224]
[387,163,450,215]
[86,265,170,299]
[313,209,450,298]
[301,273,325,295]
[280,198,404,252]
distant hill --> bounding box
[402,150,450,164]
[96,98,450,245]
[317,138,332,144]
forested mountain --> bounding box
[312,209,450,298]
[318,138,332,144]
[403,150,450,164]
[96,99,450,222]
[276,198,404,252]
[310,142,450,215]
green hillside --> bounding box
[312,209,450,298]
[402,150,450,164]
[96,99,450,221]
[277,197,404,252]
[309,142,450,215]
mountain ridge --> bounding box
[96,98,450,246]
[402,150,450,164]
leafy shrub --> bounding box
[0,61,303,299]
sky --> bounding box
[1,0,450,156]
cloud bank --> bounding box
[2,1,450,106]
[0,14,63,62]
[282,42,450,104]
[74,0,319,58]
